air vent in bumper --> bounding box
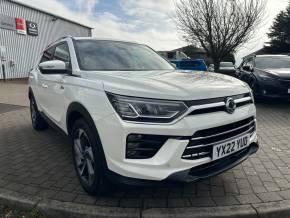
[126,134,169,159]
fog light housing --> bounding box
[126,134,169,159]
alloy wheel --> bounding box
[73,129,96,186]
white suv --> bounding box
[28,36,259,195]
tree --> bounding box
[180,45,213,64]
[267,3,290,53]
[174,0,266,71]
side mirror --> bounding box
[39,60,68,74]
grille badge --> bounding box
[225,97,236,114]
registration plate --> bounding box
[288,89,290,94]
[212,134,250,161]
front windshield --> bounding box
[74,40,174,71]
[256,57,290,69]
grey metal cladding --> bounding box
[0,14,16,30]
[0,0,92,79]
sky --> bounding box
[17,0,289,64]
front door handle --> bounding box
[41,83,48,89]
[59,79,65,90]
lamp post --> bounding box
[0,57,6,82]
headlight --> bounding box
[242,82,255,103]
[249,89,255,104]
[106,93,188,123]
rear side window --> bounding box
[40,46,55,63]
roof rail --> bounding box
[46,35,74,48]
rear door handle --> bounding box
[41,83,48,88]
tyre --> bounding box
[30,97,48,131]
[71,118,112,196]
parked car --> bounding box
[218,62,237,77]
[28,37,258,195]
[170,59,208,71]
[239,55,290,98]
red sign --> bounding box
[15,18,27,35]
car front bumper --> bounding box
[106,142,259,186]
[257,78,290,98]
[95,104,257,182]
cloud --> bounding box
[15,0,94,25]
[88,0,184,50]
[15,0,289,62]
[120,0,175,21]
[74,0,99,15]
[90,14,184,50]
[15,0,185,50]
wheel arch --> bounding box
[28,87,34,100]
[66,102,98,138]
[66,102,108,169]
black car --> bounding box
[238,55,290,98]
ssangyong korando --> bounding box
[28,36,259,195]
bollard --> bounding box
[1,64,6,82]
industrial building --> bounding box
[0,0,92,79]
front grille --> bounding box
[182,117,256,160]
[185,93,251,107]
[186,93,253,116]
[279,79,290,87]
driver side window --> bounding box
[53,42,71,70]
[40,46,55,63]
[39,42,71,75]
